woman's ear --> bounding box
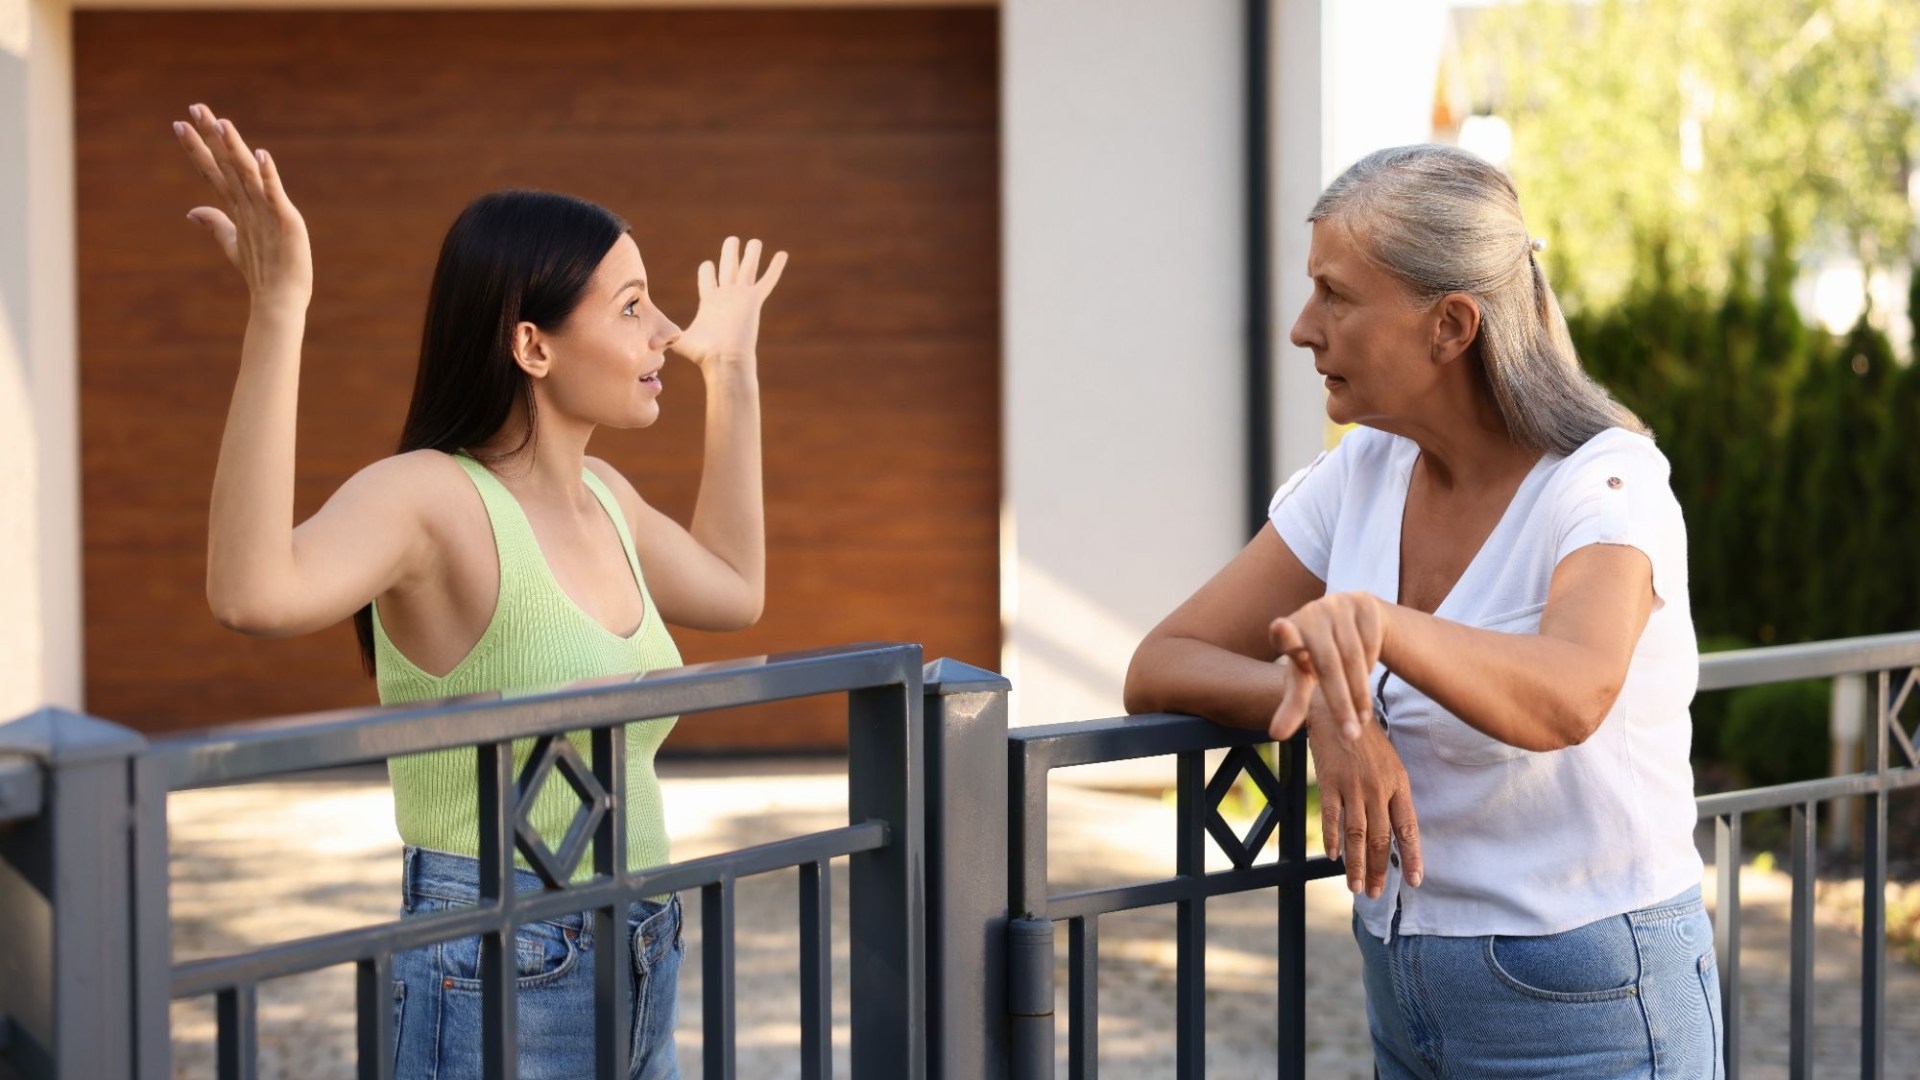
[1430,293,1482,367]
[511,321,552,379]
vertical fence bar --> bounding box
[1276,736,1308,1080]
[923,660,1013,1080]
[591,725,631,1080]
[355,954,395,1080]
[0,708,150,1080]
[215,985,258,1080]
[703,876,737,1080]
[799,861,832,1080]
[846,673,927,1080]
[1007,741,1054,1080]
[476,741,519,1080]
[1174,751,1206,1080]
[130,753,174,1080]
[1861,671,1891,1080]
[1067,917,1098,1080]
[1714,813,1742,1079]
[1787,803,1815,1080]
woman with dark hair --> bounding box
[1127,145,1719,1078]
[176,103,781,1079]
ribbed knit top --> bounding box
[374,453,681,882]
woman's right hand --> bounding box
[1295,667,1424,898]
[174,104,312,312]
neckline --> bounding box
[466,454,651,643]
[1386,439,1553,620]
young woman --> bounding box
[175,103,783,1079]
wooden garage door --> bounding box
[76,9,1000,749]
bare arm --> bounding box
[1123,524,1327,729]
[180,105,426,636]
[609,237,785,632]
[1271,544,1655,750]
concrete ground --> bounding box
[165,759,1920,1079]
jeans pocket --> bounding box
[1485,917,1642,1004]
[442,918,584,990]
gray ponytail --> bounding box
[1309,145,1646,454]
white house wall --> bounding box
[1002,0,1249,726]
[0,0,79,716]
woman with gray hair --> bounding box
[1126,145,1721,1078]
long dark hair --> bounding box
[352,190,630,674]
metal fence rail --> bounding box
[1006,714,1342,1080]
[2,631,1917,1080]
[0,642,929,1080]
[1694,631,1920,1080]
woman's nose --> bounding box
[654,314,683,352]
[1289,304,1318,350]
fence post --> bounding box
[0,708,170,1080]
[846,656,927,1080]
[922,658,1013,1080]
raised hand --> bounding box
[672,236,787,368]
[173,104,312,311]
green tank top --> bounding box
[374,452,681,882]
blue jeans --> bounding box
[392,847,683,1080]
[1355,886,1723,1080]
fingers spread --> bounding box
[758,250,789,293]
[174,116,234,204]
[256,147,292,209]
[718,236,741,283]
[697,260,717,299]
[738,238,762,284]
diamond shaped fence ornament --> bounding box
[1889,668,1920,770]
[1202,745,1283,869]
[514,734,611,889]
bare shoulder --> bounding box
[584,455,650,510]
[342,449,471,505]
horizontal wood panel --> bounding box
[77,9,1001,748]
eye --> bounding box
[622,299,639,317]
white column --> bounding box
[1270,0,1448,482]
[1001,0,1246,726]
[0,0,81,718]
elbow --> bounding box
[1543,682,1623,750]
[206,583,289,638]
[1121,643,1163,716]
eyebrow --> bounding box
[616,278,647,294]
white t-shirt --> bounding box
[1269,425,1702,940]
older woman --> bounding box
[1125,146,1720,1079]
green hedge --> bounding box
[1567,229,1920,648]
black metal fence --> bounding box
[1,632,1917,1080]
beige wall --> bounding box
[1,0,79,719]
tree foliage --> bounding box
[1467,0,1920,310]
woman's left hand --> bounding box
[672,236,787,369]
[1269,591,1391,742]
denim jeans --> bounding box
[391,847,684,1080]
[1355,885,1723,1080]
